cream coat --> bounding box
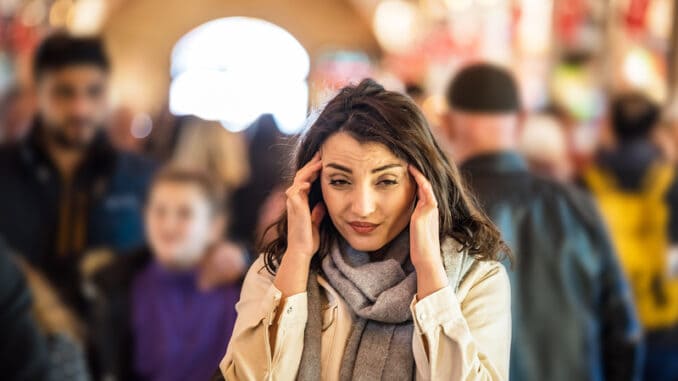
[220,256,511,380]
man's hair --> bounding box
[33,32,110,80]
[446,63,521,113]
[149,166,226,216]
[610,92,660,140]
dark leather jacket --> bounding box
[461,151,643,381]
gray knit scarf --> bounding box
[296,230,475,381]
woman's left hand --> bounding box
[408,165,449,299]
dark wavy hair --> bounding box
[262,79,509,274]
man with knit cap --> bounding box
[439,63,643,381]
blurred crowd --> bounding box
[1,30,678,381]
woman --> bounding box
[219,79,511,380]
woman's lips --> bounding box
[348,221,379,234]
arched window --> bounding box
[169,17,310,133]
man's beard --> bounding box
[44,119,97,151]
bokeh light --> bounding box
[169,17,310,134]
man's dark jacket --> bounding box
[0,122,155,311]
[461,151,643,381]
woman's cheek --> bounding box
[322,187,343,215]
[385,187,412,215]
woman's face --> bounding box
[320,132,416,252]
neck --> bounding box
[452,114,518,164]
[43,135,86,180]
[457,144,515,164]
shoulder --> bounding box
[549,180,607,234]
[515,173,604,233]
[457,259,510,306]
[86,248,151,297]
[463,260,508,287]
[0,143,25,175]
[241,254,276,291]
[114,151,158,180]
[108,152,158,196]
[535,173,597,211]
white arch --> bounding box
[169,17,310,133]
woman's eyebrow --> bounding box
[326,163,352,173]
[372,163,402,173]
[325,163,402,174]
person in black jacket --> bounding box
[438,63,643,380]
[0,238,50,381]
[0,33,155,316]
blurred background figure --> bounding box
[440,63,642,381]
[107,106,141,153]
[16,255,91,381]
[0,31,249,380]
[0,85,34,144]
[582,92,678,381]
[519,113,573,182]
[0,33,155,317]
[171,116,249,196]
[85,167,239,381]
[0,238,50,381]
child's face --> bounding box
[145,181,220,270]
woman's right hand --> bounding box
[283,152,326,263]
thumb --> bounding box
[311,202,326,227]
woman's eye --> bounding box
[378,179,398,186]
[329,179,350,186]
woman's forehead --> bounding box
[321,132,404,168]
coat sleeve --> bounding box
[592,212,644,381]
[411,262,511,381]
[219,256,308,381]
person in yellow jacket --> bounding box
[583,92,678,381]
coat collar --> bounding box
[19,117,118,186]
[460,151,528,175]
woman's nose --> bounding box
[350,185,376,217]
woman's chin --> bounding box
[341,233,388,252]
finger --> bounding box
[408,164,425,189]
[408,164,427,203]
[422,180,437,208]
[408,165,437,208]
[285,181,311,197]
[302,151,322,170]
[297,181,312,192]
[311,202,326,227]
[295,159,323,184]
[308,162,322,183]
